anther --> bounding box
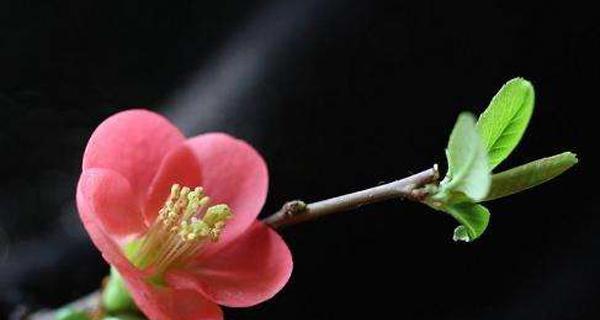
[129,184,234,277]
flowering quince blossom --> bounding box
[76,109,293,320]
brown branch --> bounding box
[263,166,439,229]
[27,291,101,320]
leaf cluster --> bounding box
[427,78,578,242]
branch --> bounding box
[263,166,439,228]
[26,166,439,319]
[26,291,101,320]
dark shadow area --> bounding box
[1,1,598,319]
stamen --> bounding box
[130,184,233,278]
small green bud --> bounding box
[102,267,137,313]
[55,307,90,320]
[452,226,471,242]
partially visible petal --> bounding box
[122,275,223,320]
[143,144,203,225]
[166,222,293,307]
[186,133,269,256]
[78,171,221,320]
[77,168,146,238]
[83,109,185,205]
[76,178,139,274]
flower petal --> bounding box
[122,275,223,320]
[83,109,185,205]
[186,133,269,255]
[143,143,203,225]
[78,171,222,320]
[77,168,146,237]
[166,222,293,307]
[76,176,140,273]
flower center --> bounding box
[130,184,232,276]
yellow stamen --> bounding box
[130,184,233,277]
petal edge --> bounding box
[83,109,185,204]
[166,221,293,307]
[186,133,269,256]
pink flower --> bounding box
[76,109,293,320]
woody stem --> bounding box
[262,166,440,229]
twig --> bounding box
[263,166,439,228]
[27,291,101,320]
[27,166,439,319]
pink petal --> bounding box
[78,171,222,320]
[77,168,146,238]
[76,176,141,274]
[122,274,223,320]
[83,109,185,205]
[143,143,203,225]
[165,221,293,307]
[185,133,269,256]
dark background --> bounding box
[1,1,597,319]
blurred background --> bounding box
[1,0,598,319]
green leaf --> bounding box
[442,112,491,201]
[476,77,535,169]
[444,202,491,242]
[103,267,136,314]
[483,152,578,201]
